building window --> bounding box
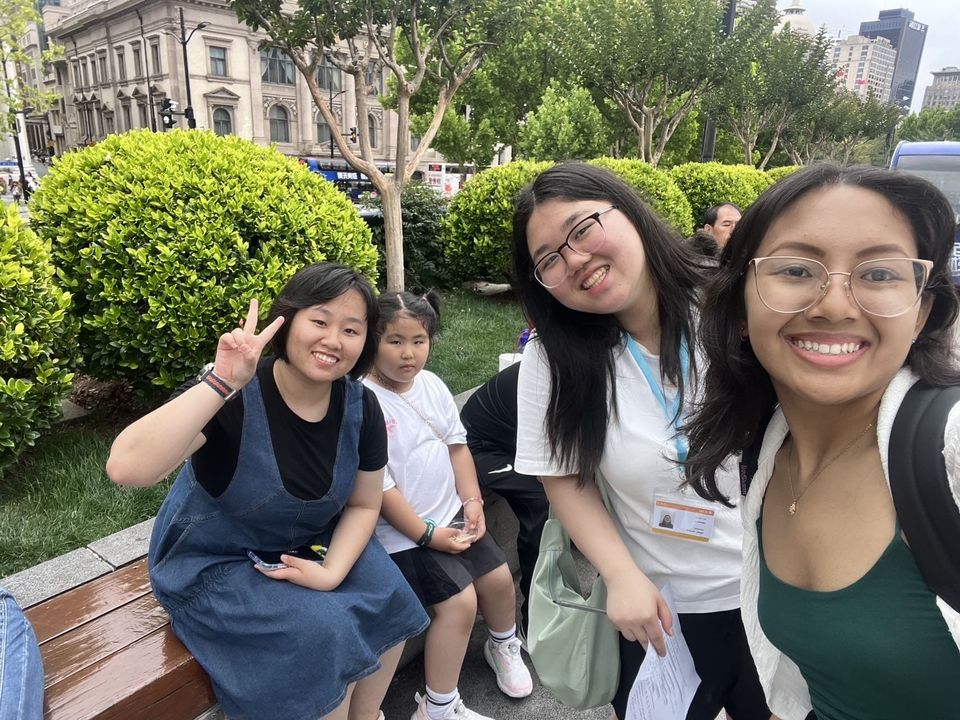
[116,49,126,81]
[367,114,378,148]
[98,54,108,83]
[317,56,340,92]
[122,103,131,130]
[90,56,98,84]
[316,112,331,144]
[150,41,161,75]
[71,61,80,86]
[213,107,232,136]
[132,45,143,77]
[209,46,228,77]
[260,48,294,85]
[80,58,89,86]
[138,102,148,128]
[410,134,420,152]
[269,105,290,143]
[105,114,115,134]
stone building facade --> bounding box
[36,0,444,173]
[922,67,960,112]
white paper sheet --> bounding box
[624,584,702,720]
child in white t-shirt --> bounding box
[363,291,533,720]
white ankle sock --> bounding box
[424,686,459,719]
[488,625,516,644]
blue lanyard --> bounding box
[624,334,690,466]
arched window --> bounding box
[213,107,232,136]
[367,114,378,148]
[316,111,331,145]
[269,105,289,143]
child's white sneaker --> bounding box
[409,692,495,720]
[483,637,534,698]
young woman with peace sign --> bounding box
[107,263,429,720]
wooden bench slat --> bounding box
[40,594,171,687]
[44,625,212,720]
[26,559,152,644]
[99,677,217,720]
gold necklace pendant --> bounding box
[789,500,797,515]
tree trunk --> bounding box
[380,182,404,291]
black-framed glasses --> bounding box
[750,256,934,317]
[533,206,617,288]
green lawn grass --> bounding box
[0,290,523,578]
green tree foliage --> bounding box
[705,25,837,169]
[441,160,551,282]
[229,0,524,291]
[518,82,609,161]
[897,107,960,142]
[0,205,77,472]
[0,0,62,138]
[545,0,776,166]
[588,158,694,235]
[781,91,901,166]
[29,130,376,394]
[669,162,771,226]
[403,20,564,168]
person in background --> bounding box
[685,164,960,719]
[460,360,549,638]
[701,203,742,249]
[0,586,44,720]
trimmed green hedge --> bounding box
[669,162,772,227]
[441,160,551,283]
[588,158,694,236]
[30,130,376,394]
[0,205,78,472]
[765,165,803,184]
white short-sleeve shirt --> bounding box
[515,336,743,613]
[364,370,467,553]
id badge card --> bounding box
[650,492,716,543]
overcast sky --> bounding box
[778,1,956,113]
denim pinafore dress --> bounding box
[148,374,429,720]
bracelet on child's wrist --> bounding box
[462,496,484,507]
[417,518,437,547]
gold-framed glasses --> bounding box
[533,206,617,289]
[750,256,934,318]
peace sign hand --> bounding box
[212,299,285,391]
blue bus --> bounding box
[890,141,960,284]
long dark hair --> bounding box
[511,163,703,486]
[685,163,960,503]
[267,262,379,379]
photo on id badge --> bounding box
[650,491,715,542]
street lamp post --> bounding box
[700,0,737,163]
[327,86,346,159]
[135,8,157,131]
[168,7,208,129]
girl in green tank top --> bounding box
[683,164,960,719]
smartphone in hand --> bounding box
[247,544,327,570]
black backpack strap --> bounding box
[739,407,776,497]
[889,380,960,612]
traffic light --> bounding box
[348,126,358,143]
[159,98,177,130]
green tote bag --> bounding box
[527,476,620,709]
